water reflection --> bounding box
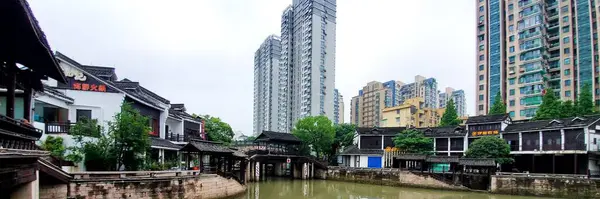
[234,178,549,199]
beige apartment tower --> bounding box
[350,81,387,127]
[476,0,600,119]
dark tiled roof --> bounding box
[394,153,427,160]
[426,156,459,163]
[416,126,466,137]
[43,85,74,101]
[150,137,181,150]
[466,114,509,124]
[504,115,600,133]
[357,127,406,135]
[114,79,170,109]
[339,145,383,155]
[169,104,201,122]
[80,65,117,80]
[459,158,495,166]
[256,131,302,143]
[180,140,233,154]
[229,148,248,158]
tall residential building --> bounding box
[439,87,467,117]
[334,89,344,124]
[477,0,600,119]
[350,81,388,127]
[277,0,337,132]
[398,75,439,108]
[253,35,281,134]
[383,80,401,108]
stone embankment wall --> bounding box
[40,184,68,199]
[326,167,466,191]
[491,174,600,198]
[65,174,245,199]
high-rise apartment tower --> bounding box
[253,35,281,134]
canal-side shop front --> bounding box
[339,114,600,175]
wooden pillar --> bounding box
[23,87,32,121]
[552,155,556,174]
[6,62,16,118]
[228,156,233,172]
[186,152,190,170]
[532,155,535,173]
[574,154,578,174]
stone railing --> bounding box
[495,172,588,179]
[70,170,204,181]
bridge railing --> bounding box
[70,170,205,181]
[495,172,588,179]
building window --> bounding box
[479,85,484,90]
[565,79,571,86]
[479,105,484,111]
[509,100,515,106]
[76,109,92,122]
[563,16,569,23]
[509,78,515,85]
[479,15,484,22]
[509,35,514,42]
[509,14,514,21]
[479,55,484,61]
[565,91,571,97]
[479,45,485,51]
[509,46,515,53]
[479,75,484,81]
[509,89,515,96]
[564,69,570,75]
[564,58,571,65]
[509,56,515,64]
[563,37,570,44]
[561,6,568,13]
[479,65,484,71]
[562,26,570,33]
[395,117,400,123]
[479,6,484,12]
[479,95,484,101]
[509,111,515,117]
[508,25,514,32]
[508,4,513,10]
[564,48,570,54]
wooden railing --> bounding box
[45,122,71,134]
[70,170,205,181]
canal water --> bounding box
[233,178,549,199]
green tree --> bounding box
[41,136,66,158]
[560,100,576,118]
[326,123,356,164]
[203,115,234,144]
[292,116,335,158]
[576,83,595,116]
[440,99,461,126]
[533,88,561,120]
[110,102,151,171]
[488,92,506,115]
[65,118,103,164]
[393,129,433,154]
[465,136,513,165]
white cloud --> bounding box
[30,0,475,136]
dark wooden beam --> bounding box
[23,87,31,121]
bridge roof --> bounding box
[255,131,302,144]
[179,140,233,154]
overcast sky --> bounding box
[30,0,475,136]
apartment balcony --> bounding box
[547,22,559,29]
[546,11,558,20]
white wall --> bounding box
[166,117,184,135]
[63,89,125,131]
[359,156,368,168]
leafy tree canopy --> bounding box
[577,83,596,115]
[325,123,356,165]
[41,136,66,158]
[440,99,461,126]
[203,115,234,144]
[393,129,433,154]
[292,116,335,158]
[533,88,561,120]
[465,136,513,164]
[489,92,506,115]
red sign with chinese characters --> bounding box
[72,83,107,92]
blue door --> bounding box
[367,156,382,168]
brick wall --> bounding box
[40,184,67,199]
[491,175,600,198]
[67,174,245,199]
[326,167,466,191]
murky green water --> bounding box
[233,179,549,199]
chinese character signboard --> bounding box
[59,65,115,93]
[470,130,499,137]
